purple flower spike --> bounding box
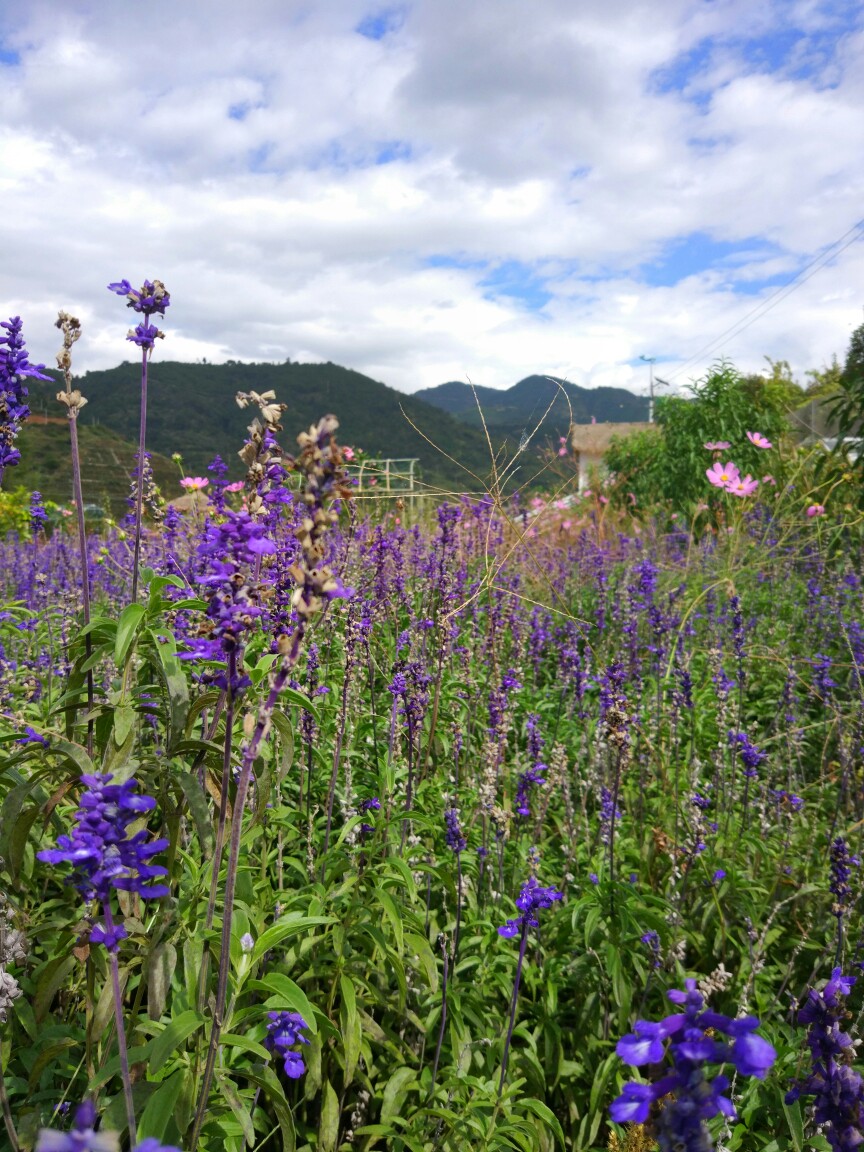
[265,1010,311,1079]
[0,315,50,483]
[498,876,562,939]
[787,968,864,1149]
[610,978,776,1147]
[37,774,169,950]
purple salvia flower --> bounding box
[611,978,776,1147]
[444,807,467,852]
[0,316,49,481]
[786,968,864,1152]
[728,730,765,778]
[498,876,563,939]
[37,773,169,950]
[264,1010,311,1079]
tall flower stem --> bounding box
[131,345,149,601]
[197,664,236,1015]
[498,922,528,1099]
[67,412,94,756]
[55,314,93,756]
[103,905,136,1144]
[430,935,449,1091]
[0,1054,19,1152]
[190,656,298,1152]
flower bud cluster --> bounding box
[236,390,290,518]
[108,278,170,351]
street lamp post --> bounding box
[640,355,657,423]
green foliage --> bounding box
[605,360,790,511]
[0,486,31,537]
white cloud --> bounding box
[0,0,862,403]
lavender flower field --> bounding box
[2,288,864,1152]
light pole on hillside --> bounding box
[640,355,657,423]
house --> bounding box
[568,421,649,490]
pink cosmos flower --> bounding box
[224,480,245,492]
[746,431,772,449]
[562,519,572,529]
[727,474,759,497]
[806,504,825,517]
[706,461,740,488]
[558,447,568,456]
[180,476,209,491]
[583,489,592,498]
[762,474,776,485]
[599,495,609,504]
[343,446,355,460]
[704,441,731,451]
[530,497,545,509]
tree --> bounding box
[604,360,790,512]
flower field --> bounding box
[1,289,864,1152]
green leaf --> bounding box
[251,973,317,1033]
[34,954,76,1023]
[178,771,215,859]
[243,1064,296,1152]
[280,685,321,721]
[148,1010,205,1075]
[147,941,178,1022]
[138,1069,186,1141]
[318,1078,340,1152]
[113,703,135,747]
[146,627,190,748]
[219,1033,271,1061]
[381,1066,417,1123]
[520,1099,566,1149]
[252,914,334,963]
[217,1072,256,1147]
[50,737,95,776]
[340,974,361,1087]
[115,602,147,666]
[376,887,404,954]
[782,1097,804,1152]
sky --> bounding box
[1,0,863,399]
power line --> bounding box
[665,217,864,383]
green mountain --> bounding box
[414,375,649,441]
[7,419,179,514]
[23,361,504,495]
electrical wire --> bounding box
[664,218,864,383]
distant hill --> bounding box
[23,361,504,494]
[414,375,649,443]
[8,418,179,514]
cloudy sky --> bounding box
[1,0,863,398]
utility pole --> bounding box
[640,355,657,423]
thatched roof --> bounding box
[569,421,649,453]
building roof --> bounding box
[568,421,650,453]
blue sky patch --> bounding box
[356,7,406,41]
[651,37,714,106]
[0,44,20,66]
[375,140,412,164]
[641,232,785,290]
[479,261,552,311]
